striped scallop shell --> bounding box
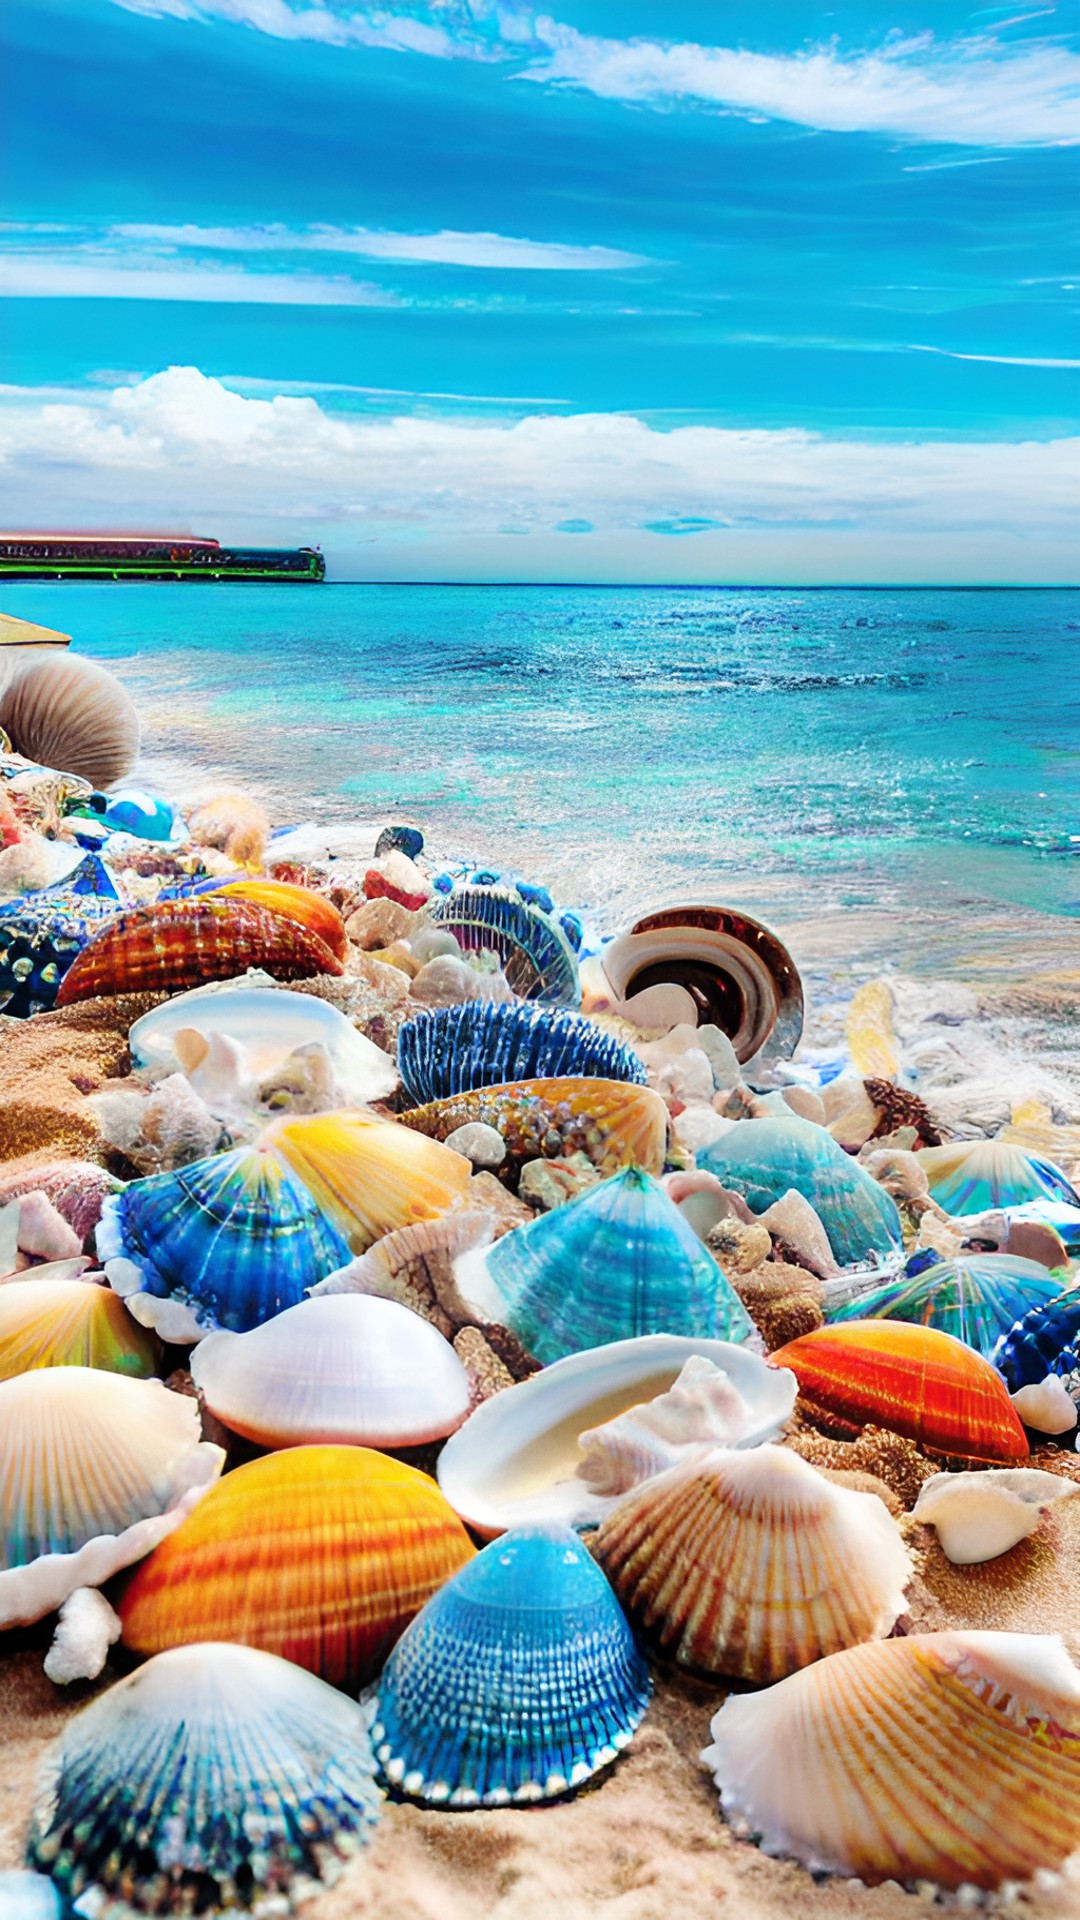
[399,1078,669,1181]
[397,1001,646,1107]
[0,1278,158,1381]
[703,1630,1080,1889]
[215,877,348,961]
[261,1109,474,1254]
[54,895,343,1007]
[28,1643,380,1913]
[119,1444,476,1686]
[0,653,139,788]
[698,1116,903,1266]
[825,1253,1062,1361]
[918,1140,1080,1215]
[431,888,580,1005]
[595,1445,910,1682]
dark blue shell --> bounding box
[371,1528,650,1806]
[375,825,424,860]
[431,888,580,1006]
[398,1001,647,1106]
[0,891,118,1017]
[992,1292,1080,1393]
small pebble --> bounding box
[519,1152,603,1211]
[444,1122,507,1170]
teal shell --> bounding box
[481,1163,754,1365]
[431,887,581,1006]
[826,1253,1062,1362]
[371,1527,650,1806]
[917,1141,1080,1216]
[698,1116,903,1266]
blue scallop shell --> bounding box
[96,1145,351,1334]
[992,1292,1080,1394]
[698,1116,903,1267]
[477,1164,754,1364]
[371,1527,650,1806]
[398,1001,647,1106]
[917,1141,1080,1216]
[431,888,581,1006]
[826,1253,1062,1362]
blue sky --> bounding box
[0,0,1077,580]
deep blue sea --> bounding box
[4,584,1078,932]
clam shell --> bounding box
[597,903,803,1065]
[129,980,397,1105]
[437,1334,797,1536]
[698,1116,903,1266]
[119,1444,476,1685]
[371,1527,649,1806]
[0,1368,224,1627]
[913,1467,1080,1564]
[397,1000,647,1107]
[825,1253,1062,1360]
[771,1320,1030,1462]
[702,1630,1080,1888]
[0,653,139,788]
[55,896,343,1007]
[918,1140,1080,1215]
[261,1108,474,1254]
[595,1444,911,1682]
[399,1078,669,1182]
[0,1277,158,1380]
[431,888,581,1005]
[28,1643,380,1911]
[191,1294,472,1448]
[215,877,349,960]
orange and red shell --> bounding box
[215,879,348,962]
[55,896,343,1007]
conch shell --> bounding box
[576,1356,756,1495]
[913,1467,1080,1564]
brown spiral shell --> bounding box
[0,654,140,788]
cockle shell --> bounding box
[0,1277,158,1380]
[913,1467,1080,1564]
[0,653,139,788]
[437,1334,797,1536]
[397,1000,646,1107]
[702,1630,1080,1889]
[261,1108,474,1254]
[699,1115,903,1266]
[595,1445,910,1682]
[431,888,581,1005]
[399,1078,669,1182]
[191,1294,472,1448]
[28,1644,381,1912]
[825,1253,1062,1361]
[119,1444,475,1685]
[55,896,343,1007]
[0,1368,224,1627]
[918,1139,1080,1215]
[214,877,349,960]
[371,1527,649,1807]
[310,1209,496,1336]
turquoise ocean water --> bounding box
[4,584,1078,932]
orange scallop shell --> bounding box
[398,1078,669,1179]
[261,1109,474,1253]
[55,897,343,1007]
[118,1445,475,1685]
[770,1320,1029,1463]
[216,880,348,962]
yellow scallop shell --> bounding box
[0,1278,157,1382]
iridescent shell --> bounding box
[399,1078,669,1182]
[825,1254,1062,1361]
[917,1140,1080,1215]
[119,1445,475,1686]
[397,1001,646,1107]
[771,1320,1029,1463]
[456,1165,754,1365]
[191,1295,472,1448]
[97,1143,352,1340]
[431,887,580,1005]
[54,895,343,1006]
[215,877,348,961]
[698,1116,903,1266]
[130,981,397,1105]
[370,1527,649,1806]
[992,1290,1080,1391]
[0,653,140,788]
[27,1644,380,1912]
[0,1278,158,1380]
[702,1630,1080,1889]
[0,894,117,1017]
[261,1109,474,1254]
[595,1445,911,1681]
[0,1368,223,1627]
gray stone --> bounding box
[444,1122,507,1170]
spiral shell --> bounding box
[0,653,139,787]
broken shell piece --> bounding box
[755,1189,841,1280]
[913,1468,1080,1564]
[310,1210,496,1336]
[576,1356,759,1495]
[44,1587,121,1685]
[1010,1373,1078,1435]
[662,1170,749,1242]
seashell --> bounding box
[431,887,581,1005]
[0,894,118,1017]
[215,877,349,960]
[771,1320,1029,1462]
[1011,1372,1077,1433]
[992,1289,1080,1395]
[44,1584,122,1684]
[702,1629,1080,1889]
[97,1142,352,1339]
[0,1277,158,1380]
[825,1253,1062,1361]
[310,1209,495,1335]
[371,1526,650,1807]
[191,1295,472,1448]
[913,1466,1080,1564]
[261,1108,474,1254]
[399,1077,669,1182]
[576,1356,784,1495]
[596,1444,910,1681]
[0,1368,223,1627]
[54,895,343,1006]
[397,1000,646,1107]
[437,1334,796,1535]
[0,653,139,787]
[119,1445,475,1686]
[755,1188,841,1278]
[28,1643,381,1910]
[0,1873,61,1918]
[0,1159,120,1245]
[4,1189,81,1262]
[845,979,898,1080]
[661,1168,744,1241]
[455,1164,755,1365]
[698,1116,904,1266]
[918,1139,1080,1215]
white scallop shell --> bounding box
[576,1356,757,1495]
[913,1467,1080,1564]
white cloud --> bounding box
[0,253,398,304]
[111,222,649,270]
[910,344,1080,368]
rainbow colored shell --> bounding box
[55,896,343,1006]
[261,1110,475,1253]
[119,1445,476,1685]
[397,1001,647,1107]
[431,888,581,1005]
[826,1254,1062,1362]
[771,1321,1029,1463]
[918,1141,1080,1215]
[399,1078,669,1180]
[699,1116,903,1267]
[0,893,118,1018]
[0,1279,157,1381]
[215,878,348,961]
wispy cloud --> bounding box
[0,252,399,304]
[112,223,649,270]
[910,344,1080,367]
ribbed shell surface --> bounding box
[430,888,581,1005]
[0,653,140,790]
[917,1141,1080,1215]
[397,1001,647,1106]
[0,1279,157,1382]
[54,896,343,1006]
[215,878,348,960]
[698,1116,903,1266]
[399,1078,668,1181]
[261,1109,474,1254]
[993,1291,1080,1391]
[827,1254,1062,1361]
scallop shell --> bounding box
[702,1630,1080,1889]
[129,980,398,1105]
[993,1290,1080,1392]
[596,1445,909,1682]
[918,1140,1080,1215]
[595,903,803,1065]
[119,1444,475,1686]
[309,1209,496,1335]
[0,1277,158,1381]
[771,1320,1029,1462]
[98,1143,352,1340]
[191,1294,472,1448]
[371,1527,649,1806]
[913,1467,1080,1564]
[456,1165,754,1365]
[698,1116,903,1266]
[399,1078,669,1182]
[54,895,343,1007]
[260,1108,474,1254]
[0,653,139,787]
[0,1368,223,1627]
[28,1643,380,1912]
[825,1253,1062,1360]
[215,877,349,961]
[397,1000,647,1107]
[437,1334,797,1535]
[431,888,581,1005]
